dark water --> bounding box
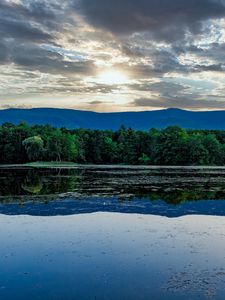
[1,166,225,299]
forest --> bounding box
[1,122,225,165]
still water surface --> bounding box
[0,166,225,299]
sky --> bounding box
[0,0,225,112]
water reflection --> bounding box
[0,169,82,197]
[1,167,225,300]
[1,167,225,201]
[22,171,43,194]
[1,167,225,217]
[0,213,225,300]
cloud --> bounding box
[0,0,225,111]
[0,19,52,42]
[0,0,58,68]
[77,0,225,41]
[0,0,98,76]
[133,97,225,110]
[11,44,96,75]
[0,42,9,63]
[88,100,103,105]
[130,81,225,110]
[0,0,58,41]
[129,80,225,110]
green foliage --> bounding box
[44,130,78,162]
[1,123,225,165]
[138,154,151,165]
[23,136,44,161]
[185,135,209,165]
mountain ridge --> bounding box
[1,107,225,130]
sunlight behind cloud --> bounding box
[1,0,225,111]
[96,69,129,85]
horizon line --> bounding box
[1,107,225,113]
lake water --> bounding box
[0,166,225,299]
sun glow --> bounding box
[96,69,129,85]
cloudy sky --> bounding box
[0,0,225,111]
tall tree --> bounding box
[23,136,44,161]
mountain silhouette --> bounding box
[1,107,225,130]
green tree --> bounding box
[154,126,188,165]
[201,134,221,165]
[45,130,78,162]
[117,127,138,164]
[61,134,78,162]
[22,136,44,161]
[185,135,209,165]
[101,136,118,163]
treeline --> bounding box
[1,122,225,165]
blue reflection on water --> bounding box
[0,212,225,300]
[1,166,225,299]
[0,213,225,299]
[1,197,225,217]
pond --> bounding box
[0,166,225,299]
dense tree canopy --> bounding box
[1,123,225,165]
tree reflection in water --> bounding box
[22,170,43,194]
[1,167,225,205]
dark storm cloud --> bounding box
[0,0,59,69]
[0,41,9,63]
[0,0,61,24]
[173,42,225,73]
[110,45,189,80]
[0,0,96,75]
[119,41,225,79]
[77,0,225,41]
[10,44,95,75]
[193,64,225,72]
[0,0,59,41]
[0,18,52,42]
[174,42,225,63]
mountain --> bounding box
[1,107,225,130]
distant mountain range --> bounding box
[1,107,225,130]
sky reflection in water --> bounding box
[1,167,225,299]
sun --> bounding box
[96,69,128,85]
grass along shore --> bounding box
[1,162,225,169]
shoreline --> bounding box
[1,163,225,170]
